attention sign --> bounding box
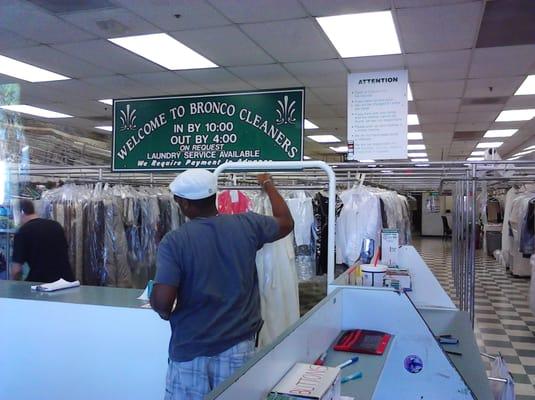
[112,88,304,171]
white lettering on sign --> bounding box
[116,112,169,160]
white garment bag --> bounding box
[254,194,300,347]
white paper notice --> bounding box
[347,70,408,160]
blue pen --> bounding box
[336,356,359,369]
[341,371,363,384]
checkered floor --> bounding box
[413,237,535,400]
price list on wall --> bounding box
[347,70,408,161]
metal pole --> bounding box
[214,161,337,286]
[469,164,477,325]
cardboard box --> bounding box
[384,267,412,291]
[268,363,341,400]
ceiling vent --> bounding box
[453,131,484,140]
[28,0,116,14]
[461,97,508,106]
[477,0,535,47]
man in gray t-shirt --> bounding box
[150,169,294,400]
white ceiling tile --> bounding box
[53,39,164,74]
[113,0,231,31]
[416,99,460,113]
[1,46,107,79]
[331,104,347,117]
[505,95,535,108]
[284,59,347,87]
[177,69,253,92]
[305,104,338,118]
[60,7,159,38]
[343,55,405,72]
[171,26,273,67]
[412,80,464,99]
[419,113,458,123]
[241,18,338,62]
[420,123,455,133]
[300,0,390,15]
[469,45,535,78]
[457,111,498,123]
[458,103,503,113]
[310,87,346,105]
[126,72,205,95]
[397,2,482,53]
[406,50,470,81]
[305,90,323,105]
[0,28,37,50]
[0,2,96,44]
[395,0,475,8]
[82,75,150,97]
[228,64,302,89]
[208,0,307,23]
[490,121,526,130]
[455,122,491,131]
[464,76,524,97]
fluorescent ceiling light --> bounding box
[408,85,413,101]
[483,129,518,138]
[496,109,535,122]
[467,157,484,161]
[304,119,318,129]
[0,54,70,82]
[95,125,112,132]
[508,156,521,161]
[99,99,113,105]
[415,163,430,167]
[308,134,340,143]
[524,145,535,151]
[316,11,401,58]
[513,150,535,157]
[411,158,428,162]
[408,114,419,125]
[407,144,426,150]
[359,159,375,163]
[408,152,427,157]
[0,105,72,118]
[109,33,217,70]
[515,75,535,95]
[408,132,422,140]
[303,155,311,160]
[330,145,348,153]
[470,151,485,156]
[477,142,503,149]
[382,170,393,174]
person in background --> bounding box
[11,199,74,283]
[150,169,294,400]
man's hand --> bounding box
[257,173,272,188]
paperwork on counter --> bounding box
[31,279,80,292]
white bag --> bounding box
[489,355,515,400]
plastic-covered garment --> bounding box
[41,184,186,289]
[286,195,314,246]
[336,186,382,266]
[217,190,252,214]
[501,188,520,269]
[489,355,514,400]
[313,192,343,274]
[253,193,300,347]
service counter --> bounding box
[208,287,492,400]
[0,281,169,400]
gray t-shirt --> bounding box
[155,211,279,362]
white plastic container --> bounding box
[361,264,387,287]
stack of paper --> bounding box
[31,279,80,292]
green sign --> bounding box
[112,88,304,171]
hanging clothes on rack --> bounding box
[313,192,343,275]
